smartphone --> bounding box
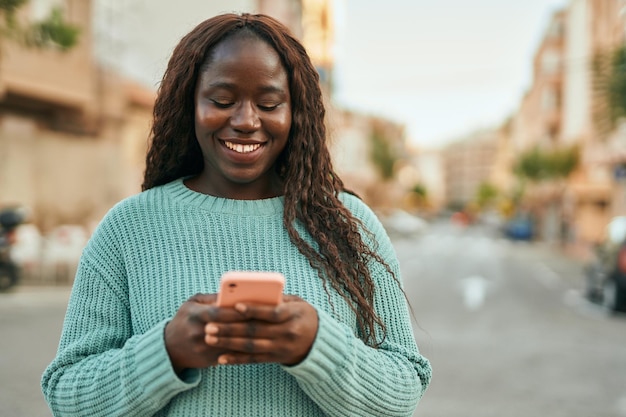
[216,271,285,307]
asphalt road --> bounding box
[0,220,624,417]
[0,286,69,417]
[401,221,626,417]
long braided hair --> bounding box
[142,13,397,347]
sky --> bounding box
[332,0,569,149]
[101,0,569,150]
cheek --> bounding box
[195,105,222,133]
[269,110,292,138]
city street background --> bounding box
[1,220,625,417]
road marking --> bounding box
[459,275,491,311]
[617,396,626,416]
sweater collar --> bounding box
[164,178,285,215]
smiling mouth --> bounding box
[223,141,262,154]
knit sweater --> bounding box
[41,178,431,417]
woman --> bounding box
[42,13,431,416]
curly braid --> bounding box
[142,13,398,347]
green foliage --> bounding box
[513,145,579,182]
[475,182,498,208]
[592,44,626,137]
[0,0,27,14]
[551,146,579,177]
[411,183,427,198]
[0,0,26,32]
[29,7,79,50]
[0,1,79,51]
[369,128,398,181]
[514,147,544,180]
[608,45,626,121]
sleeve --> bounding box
[283,203,432,416]
[40,213,201,417]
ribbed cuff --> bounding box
[282,309,351,383]
[132,319,201,399]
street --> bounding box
[1,220,625,417]
[404,221,626,417]
[0,287,69,417]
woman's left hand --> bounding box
[204,295,318,366]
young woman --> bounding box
[42,13,431,416]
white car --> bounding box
[382,210,428,237]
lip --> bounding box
[219,139,266,162]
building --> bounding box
[0,0,155,232]
[411,148,445,213]
[498,0,626,250]
[329,109,410,210]
[441,129,500,210]
[561,0,626,246]
[1,0,412,231]
[502,9,568,243]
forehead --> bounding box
[203,35,287,81]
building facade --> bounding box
[493,0,626,249]
[0,0,155,232]
[2,0,410,231]
[441,129,500,210]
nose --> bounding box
[230,101,260,132]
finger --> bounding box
[204,335,274,354]
[187,293,217,304]
[234,303,289,322]
[217,353,277,365]
[205,320,275,340]
[191,304,248,324]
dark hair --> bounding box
[142,13,395,347]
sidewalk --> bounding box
[0,284,71,310]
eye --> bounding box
[211,99,233,109]
[258,103,280,111]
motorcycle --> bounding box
[0,207,26,291]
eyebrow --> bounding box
[207,81,287,95]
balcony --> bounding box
[0,39,96,113]
[0,0,97,133]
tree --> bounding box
[0,0,79,51]
[368,124,399,181]
[410,183,427,200]
[475,181,498,209]
[512,145,579,241]
[592,44,626,138]
[406,183,428,209]
[513,145,579,182]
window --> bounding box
[30,0,64,21]
[541,50,561,75]
[542,89,558,111]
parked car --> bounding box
[584,216,626,313]
[503,213,534,241]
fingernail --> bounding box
[235,303,247,313]
[205,323,218,334]
[205,335,218,345]
[218,355,229,364]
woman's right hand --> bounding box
[164,293,243,374]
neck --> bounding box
[183,174,284,200]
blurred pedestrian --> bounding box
[41,13,431,416]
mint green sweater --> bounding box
[41,178,431,416]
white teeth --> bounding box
[224,141,261,153]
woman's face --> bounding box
[191,35,292,200]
